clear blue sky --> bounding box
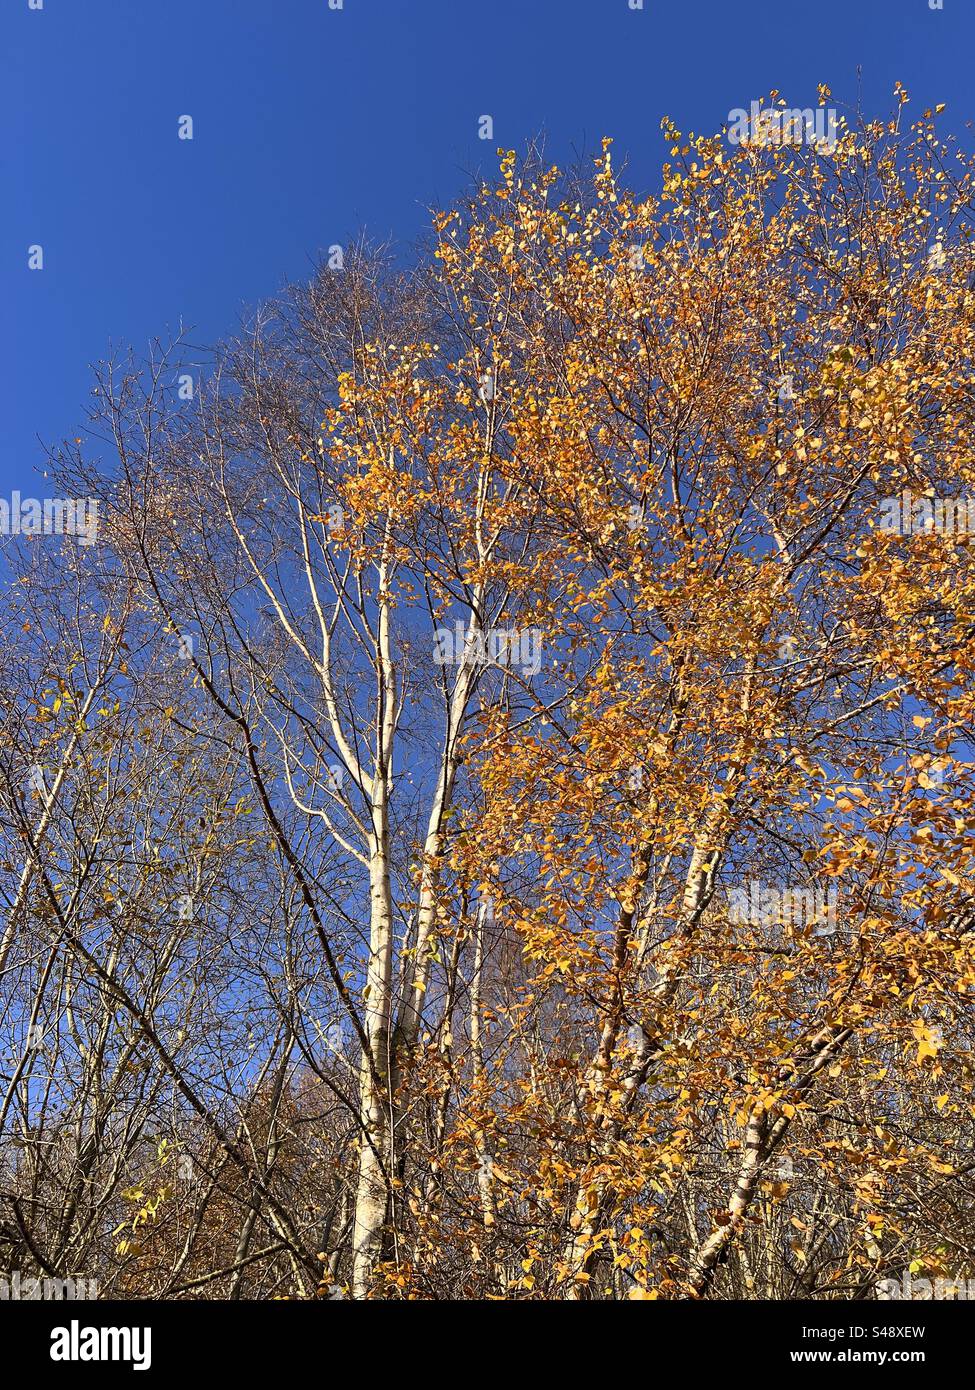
[2,0,972,494]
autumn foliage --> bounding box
[3,90,975,1299]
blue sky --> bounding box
[2,0,972,494]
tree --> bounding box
[6,91,974,1299]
